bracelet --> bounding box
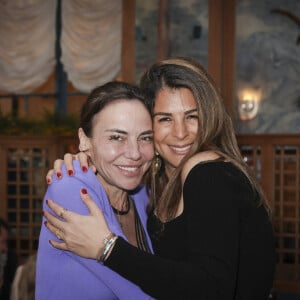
[99,236,118,263]
[102,232,115,246]
[97,234,118,264]
[96,232,114,261]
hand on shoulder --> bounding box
[181,151,221,183]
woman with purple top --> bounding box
[43,57,275,300]
[35,81,155,299]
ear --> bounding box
[78,128,91,153]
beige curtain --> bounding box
[0,0,122,94]
[61,0,122,92]
[0,0,56,93]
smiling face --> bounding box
[153,87,198,176]
[79,99,154,194]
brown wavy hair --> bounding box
[141,57,270,221]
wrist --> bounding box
[97,232,118,264]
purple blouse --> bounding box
[36,161,154,300]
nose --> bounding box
[125,139,142,160]
[173,119,188,139]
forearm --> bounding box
[105,238,235,299]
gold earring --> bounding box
[152,151,162,176]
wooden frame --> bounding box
[121,0,237,116]
[121,0,136,83]
[208,0,236,118]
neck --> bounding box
[110,193,129,212]
[165,165,176,179]
[96,173,128,211]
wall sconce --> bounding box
[238,88,261,121]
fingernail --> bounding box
[57,172,62,179]
[44,221,47,226]
[46,199,49,205]
[82,166,88,172]
[47,178,51,184]
[68,170,74,176]
[81,188,87,194]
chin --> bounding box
[121,181,142,191]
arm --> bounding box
[105,164,241,299]
[106,163,275,299]
[45,163,242,299]
[38,163,153,299]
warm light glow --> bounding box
[238,88,261,120]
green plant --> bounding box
[0,110,79,136]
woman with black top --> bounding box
[44,57,276,300]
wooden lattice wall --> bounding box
[238,135,300,294]
[0,134,299,293]
[0,136,77,263]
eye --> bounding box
[109,135,124,141]
[157,116,172,123]
[187,114,198,120]
[139,135,153,143]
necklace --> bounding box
[111,195,130,215]
[111,195,131,228]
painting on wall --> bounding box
[235,0,300,133]
[135,0,208,82]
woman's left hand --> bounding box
[43,189,112,260]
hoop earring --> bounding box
[152,151,162,177]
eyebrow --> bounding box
[153,108,197,117]
[105,129,153,135]
[105,129,127,134]
[140,130,154,135]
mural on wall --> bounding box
[135,0,208,82]
[235,0,300,133]
[168,0,208,66]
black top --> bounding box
[106,161,276,300]
[0,250,18,300]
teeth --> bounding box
[118,166,139,172]
[170,145,192,153]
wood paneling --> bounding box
[121,0,136,83]
[0,136,78,263]
[208,0,236,118]
[237,134,300,293]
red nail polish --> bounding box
[46,199,49,205]
[47,178,51,184]
[44,221,47,226]
[81,188,87,194]
[57,172,62,179]
[68,170,74,176]
[82,166,88,172]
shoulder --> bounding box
[45,161,105,212]
[181,151,221,183]
[49,161,99,191]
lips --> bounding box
[169,144,193,155]
[117,165,140,172]
[116,164,144,177]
